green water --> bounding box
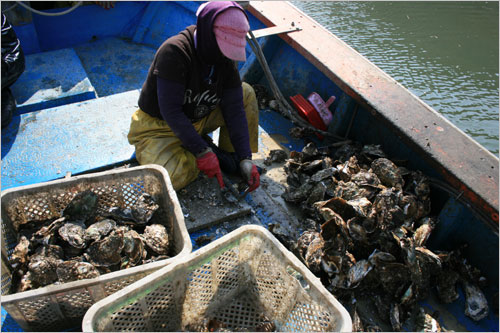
[292,1,499,155]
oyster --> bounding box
[347,259,372,288]
[347,197,372,218]
[282,182,314,203]
[122,230,147,267]
[31,216,66,245]
[34,244,64,260]
[463,280,489,321]
[435,268,460,304]
[304,233,325,274]
[63,190,99,225]
[264,149,288,165]
[85,218,116,242]
[371,158,404,188]
[10,235,30,268]
[85,231,125,267]
[106,193,159,225]
[311,167,337,182]
[296,230,321,261]
[58,221,87,249]
[389,303,402,332]
[56,260,100,283]
[376,262,411,298]
[306,182,326,206]
[27,254,61,286]
[414,307,444,332]
[413,217,436,247]
[360,144,387,161]
[143,224,170,255]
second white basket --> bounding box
[82,225,352,332]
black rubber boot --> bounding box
[2,87,15,129]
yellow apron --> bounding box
[128,82,259,190]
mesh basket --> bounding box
[1,165,192,331]
[82,225,352,332]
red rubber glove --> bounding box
[196,148,224,188]
[240,160,260,192]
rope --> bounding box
[246,30,346,141]
[15,1,82,16]
[2,2,18,12]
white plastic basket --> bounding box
[1,165,192,331]
[82,225,352,332]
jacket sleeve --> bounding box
[220,85,252,160]
[156,76,208,156]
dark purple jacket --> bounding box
[144,1,251,160]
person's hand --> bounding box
[239,159,260,192]
[196,148,224,188]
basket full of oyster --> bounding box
[1,164,192,332]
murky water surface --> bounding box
[292,1,499,155]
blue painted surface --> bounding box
[10,48,96,114]
[137,2,199,48]
[431,197,499,293]
[30,2,147,53]
[420,286,499,332]
[1,90,140,191]
[74,37,155,97]
[1,308,23,332]
[12,22,41,55]
[1,1,498,331]
[259,109,311,152]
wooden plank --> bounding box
[177,175,252,232]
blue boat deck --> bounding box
[2,37,156,191]
[1,2,497,332]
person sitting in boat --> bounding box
[128,1,260,192]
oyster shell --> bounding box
[58,221,87,249]
[347,259,372,288]
[85,218,116,242]
[122,230,147,267]
[264,149,288,165]
[27,254,61,286]
[389,303,402,332]
[415,307,444,332]
[371,158,404,188]
[31,216,66,246]
[143,224,170,255]
[85,232,125,267]
[413,217,436,247]
[463,281,489,321]
[34,244,64,260]
[435,268,460,304]
[304,233,325,274]
[10,235,30,269]
[63,190,99,225]
[106,193,159,225]
[56,260,100,283]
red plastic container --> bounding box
[289,94,327,132]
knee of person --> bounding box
[170,169,199,191]
[242,82,257,102]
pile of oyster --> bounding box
[9,190,173,293]
[275,142,490,330]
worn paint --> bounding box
[10,48,96,113]
[1,90,140,190]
